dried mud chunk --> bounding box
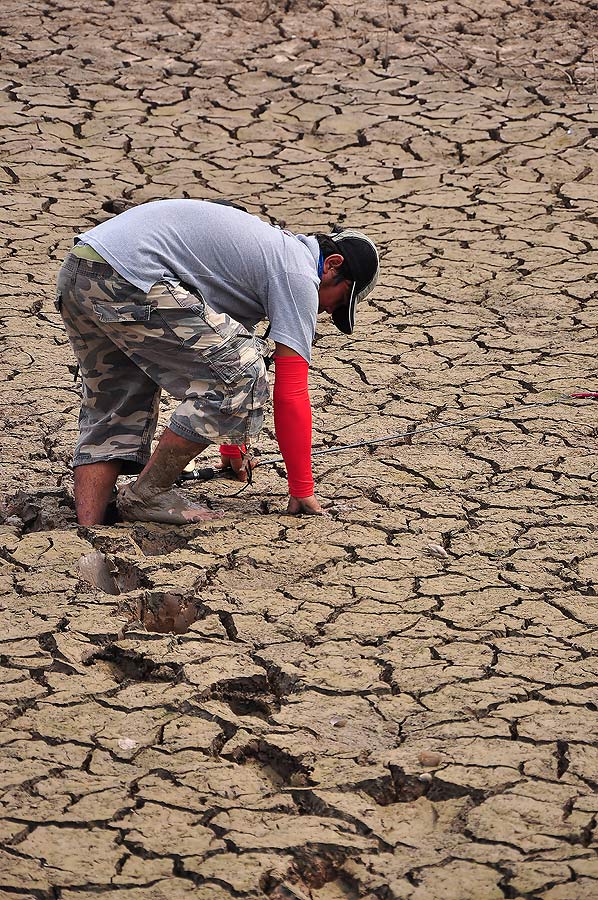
[0,849,50,891]
[160,715,223,753]
[257,640,385,694]
[308,756,393,798]
[61,879,209,900]
[117,804,225,856]
[0,671,46,702]
[138,759,280,809]
[0,643,53,670]
[11,701,123,745]
[191,852,288,895]
[211,808,375,853]
[101,198,136,215]
[129,526,191,555]
[185,652,267,690]
[419,750,443,767]
[98,697,177,739]
[466,789,586,853]
[106,854,174,888]
[11,531,92,569]
[15,825,123,887]
[509,860,580,900]
[406,859,505,899]
[309,790,469,851]
[498,704,598,744]
[270,692,400,757]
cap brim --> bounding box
[331,282,356,335]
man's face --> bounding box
[317,253,352,316]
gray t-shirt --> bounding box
[77,199,321,362]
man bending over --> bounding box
[55,199,379,525]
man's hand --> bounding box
[286,494,330,516]
[219,452,256,482]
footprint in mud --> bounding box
[78,550,152,594]
[125,590,203,634]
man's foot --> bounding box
[117,483,224,525]
[286,495,330,516]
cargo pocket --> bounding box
[200,303,246,341]
[91,300,152,324]
[203,334,262,384]
[163,281,242,341]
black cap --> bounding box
[327,230,379,335]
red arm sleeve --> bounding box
[273,355,314,498]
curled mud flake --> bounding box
[102,198,136,215]
[117,737,138,751]
[419,750,443,767]
[329,715,348,727]
[3,516,23,528]
[80,647,99,665]
[78,550,120,594]
[426,544,450,559]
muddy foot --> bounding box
[117,483,224,525]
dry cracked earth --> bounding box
[1,0,598,898]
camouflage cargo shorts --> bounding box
[55,253,270,473]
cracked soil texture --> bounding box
[1,0,598,898]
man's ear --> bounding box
[323,253,344,272]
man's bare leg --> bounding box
[117,427,224,525]
[74,460,123,526]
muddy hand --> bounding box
[219,453,258,482]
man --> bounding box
[55,199,379,526]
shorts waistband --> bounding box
[62,252,115,275]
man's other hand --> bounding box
[219,452,256,482]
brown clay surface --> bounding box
[1,1,598,897]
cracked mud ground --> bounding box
[1,0,597,897]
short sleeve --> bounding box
[265,271,319,363]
